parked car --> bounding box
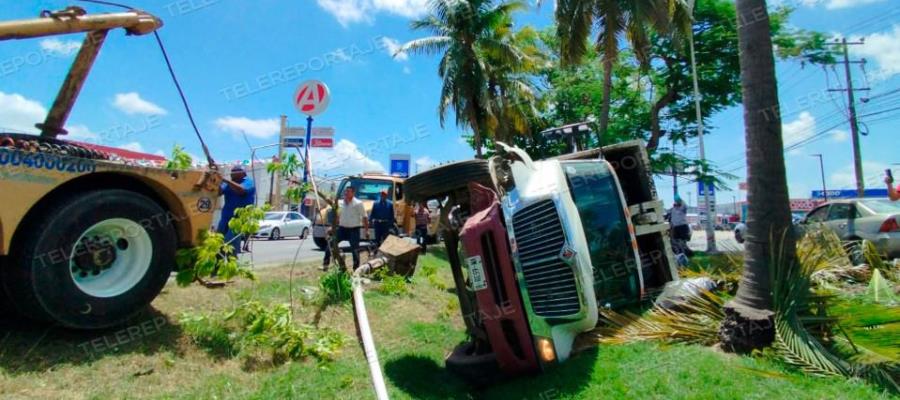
[798,199,900,259]
[254,211,311,240]
[734,222,747,244]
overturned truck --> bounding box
[404,140,678,384]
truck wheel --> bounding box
[445,341,502,387]
[406,160,493,202]
[1,190,176,329]
[314,237,329,251]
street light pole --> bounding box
[689,22,717,252]
[811,154,827,202]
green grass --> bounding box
[0,247,894,399]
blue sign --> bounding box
[697,182,715,196]
[391,159,410,178]
[812,189,888,199]
[283,137,305,148]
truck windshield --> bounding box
[562,161,640,306]
[338,179,393,201]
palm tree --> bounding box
[401,0,530,157]
[550,0,691,144]
[718,0,797,352]
[484,25,547,144]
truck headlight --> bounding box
[536,337,556,363]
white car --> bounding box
[254,211,311,240]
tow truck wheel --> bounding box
[1,190,176,329]
[314,237,329,250]
[405,160,493,202]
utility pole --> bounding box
[689,28,716,252]
[811,154,827,202]
[272,115,287,210]
[826,38,869,197]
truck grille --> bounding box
[512,200,581,318]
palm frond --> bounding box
[399,36,453,56]
[593,289,725,346]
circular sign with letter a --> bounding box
[294,80,331,116]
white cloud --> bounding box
[380,37,409,61]
[213,116,280,139]
[415,156,437,171]
[119,142,145,152]
[39,38,81,56]
[66,124,99,141]
[311,139,386,175]
[799,0,885,9]
[831,160,892,189]
[829,129,849,142]
[316,0,428,26]
[854,25,900,81]
[782,111,817,154]
[0,91,46,133]
[112,92,167,115]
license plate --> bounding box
[313,225,326,238]
[466,256,487,291]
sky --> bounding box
[1,0,898,207]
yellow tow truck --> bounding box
[0,7,220,329]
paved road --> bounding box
[242,237,381,267]
[242,237,323,267]
[688,230,744,252]
[241,229,743,268]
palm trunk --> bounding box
[597,59,613,147]
[468,106,483,158]
[719,0,797,353]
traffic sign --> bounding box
[283,137,305,148]
[294,80,331,116]
[291,127,335,137]
[390,154,411,178]
[309,137,334,148]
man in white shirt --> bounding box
[322,186,370,270]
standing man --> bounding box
[668,195,693,257]
[369,189,395,247]
[323,186,369,270]
[218,165,256,255]
[886,171,899,201]
[414,202,431,253]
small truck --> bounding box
[404,140,678,384]
[311,173,419,250]
[0,7,220,329]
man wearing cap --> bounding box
[217,165,256,255]
[323,186,369,270]
[668,195,693,257]
[369,190,395,247]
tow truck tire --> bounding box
[1,190,176,329]
[405,160,493,202]
[314,237,329,251]
[445,341,502,387]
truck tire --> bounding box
[314,237,329,251]
[1,190,176,329]
[405,160,493,202]
[445,341,502,387]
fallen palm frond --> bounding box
[770,229,900,394]
[866,269,898,305]
[593,289,725,346]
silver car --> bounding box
[253,211,312,240]
[799,199,900,259]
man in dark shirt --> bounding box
[369,190,395,247]
[217,165,255,255]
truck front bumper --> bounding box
[460,200,541,376]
